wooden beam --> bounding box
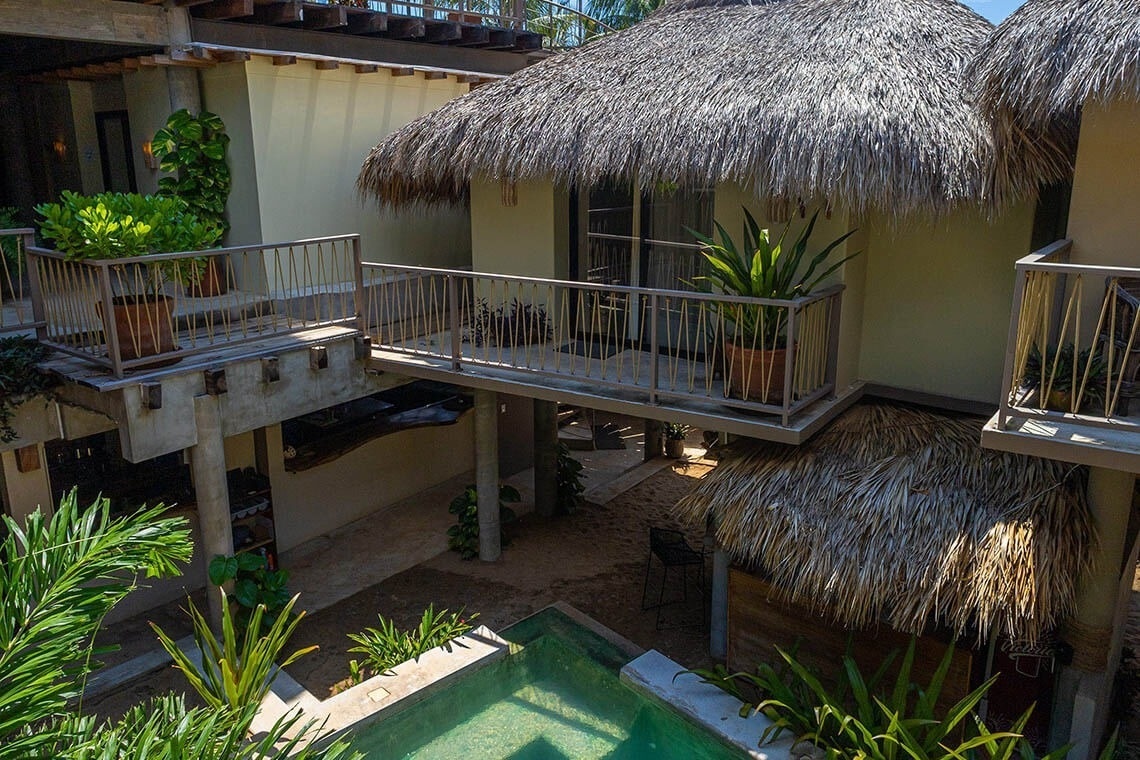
[485,28,517,49]
[345,11,387,34]
[387,66,414,77]
[194,0,254,20]
[313,59,339,70]
[121,58,141,71]
[0,0,168,46]
[423,19,461,43]
[301,3,347,30]
[455,73,481,83]
[515,31,542,50]
[353,63,379,74]
[252,0,301,24]
[170,50,216,67]
[457,24,490,47]
[211,49,252,63]
[384,17,424,39]
[271,54,297,65]
[421,70,447,80]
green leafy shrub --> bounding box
[152,109,232,232]
[152,589,315,712]
[447,483,520,560]
[556,442,586,514]
[347,605,477,680]
[208,552,291,629]
[0,207,24,288]
[685,639,1069,759]
[0,336,54,444]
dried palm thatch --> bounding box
[675,403,1091,643]
[359,0,1011,217]
[966,0,1140,202]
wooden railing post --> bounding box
[449,274,462,371]
[352,235,366,334]
[98,263,124,378]
[24,235,48,341]
[648,292,659,404]
[997,265,1031,430]
[782,304,797,426]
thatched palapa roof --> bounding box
[966,0,1140,195]
[359,0,1014,216]
[675,404,1091,643]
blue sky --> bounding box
[962,0,1025,22]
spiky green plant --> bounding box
[152,590,315,712]
[347,605,477,678]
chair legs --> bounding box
[640,551,706,630]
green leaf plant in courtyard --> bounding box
[0,490,360,760]
[683,638,1095,760]
[447,482,520,560]
[345,604,478,686]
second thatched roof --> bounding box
[675,403,1091,643]
[966,0,1140,195]
[359,0,1011,216]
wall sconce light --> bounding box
[51,137,68,163]
[500,179,517,207]
[141,141,159,170]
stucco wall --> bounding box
[259,418,475,552]
[471,178,570,279]
[200,63,263,247]
[123,68,174,196]
[67,82,103,195]
[858,204,1035,403]
[1068,99,1140,267]
[234,58,471,266]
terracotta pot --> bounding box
[186,257,227,298]
[98,295,180,366]
[664,438,686,458]
[725,341,789,404]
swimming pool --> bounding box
[344,608,744,759]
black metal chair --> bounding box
[641,526,705,630]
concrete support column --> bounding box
[1052,467,1136,759]
[644,419,664,461]
[710,547,729,660]
[474,389,501,561]
[533,399,558,518]
[189,395,234,629]
[166,68,202,115]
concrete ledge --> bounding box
[253,624,509,738]
[620,649,794,760]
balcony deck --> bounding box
[984,239,1140,473]
[368,342,863,443]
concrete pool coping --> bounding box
[621,649,795,760]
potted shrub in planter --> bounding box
[1022,344,1108,413]
[691,207,857,404]
[36,191,221,365]
[662,422,690,458]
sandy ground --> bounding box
[83,457,715,718]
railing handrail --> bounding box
[26,233,361,266]
[1014,239,1140,279]
[0,227,35,236]
[360,261,843,309]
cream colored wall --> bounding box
[223,431,256,471]
[67,82,103,195]
[0,446,53,524]
[200,64,262,248]
[123,68,174,196]
[471,179,566,278]
[238,58,470,266]
[858,204,1035,403]
[259,418,475,552]
[1068,99,1140,267]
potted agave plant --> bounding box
[662,422,690,458]
[36,191,221,364]
[691,207,858,404]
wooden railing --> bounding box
[997,239,1140,430]
[360,263,844,423]
[0,228,44,336]
[26,235,363,377]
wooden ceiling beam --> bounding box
[252,0,301,24]
[384,17,424,39]
[423,20,461,43]
[353,63,379,73]
[346,11,387,34]
[456,25,490,47]
[313,59,339,70]
[301,3,347,30]
[421,70,447,80]
[194,0,254,20]
[271,54,297,65]
[387,66,414,77]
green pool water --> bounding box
[345,609,743,760]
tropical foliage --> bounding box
[207,551,292,629]
[447,483,520,560]
[691,208,857,347]
[152,590,315,711]
[556,442,586,514]
[686,639,1068,760]
[347,605,477,681]
[152,109,232,233]
[0,492,359,760]
[0,206,24,290]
